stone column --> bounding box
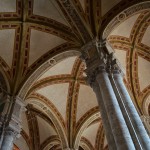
[91,81,117,150]
[112,70,150,150]
[1,128,18,150]
[0,96,26,150]
[81,39,136,149]
[95,66,135,150]
[0,95,12,147]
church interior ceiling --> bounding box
[0,0,150,149]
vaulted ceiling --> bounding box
[0,0,150,150]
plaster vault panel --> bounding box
[103,136,108,148]
[38,56,77,80]
[76,85,98,121]
[101,0,121,16]
[15,136,29,150]
[37,116,57,144]
[29,29,66,66]
[0,0,16,12]
[110,13,140,38]
[141,25,150,47]
[21,111,29,136]
[36,83,69,120]
[82,122,100,147]
[33,0,70,26]
[138,56,150,91]
[0,29,15,67]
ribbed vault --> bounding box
[0,0,149,150]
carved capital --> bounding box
[81,39,108,87]
[86,65,106,87]
[80,39,97,61]
[4,127,19,138]
[105,52,124,77]
[81,40,124,86]
[81,39,107,62]
[5,96,26,138]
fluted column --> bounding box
[95,66,135,150]
[81,39,138,149]
[92,81,117,150]
[112,70,150,150]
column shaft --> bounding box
[92,81,117,150]
[0,97,26,150]
[96,70,135,150]
[1,129,14,150]
[113,73,150,150]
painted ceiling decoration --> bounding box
[0,0,149,150]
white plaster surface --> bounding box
[33,0,69,26]
[37,116,57,144]
[21,111,29,136]
[29,29,66,66]
[37,83,69,120]
[138,56,150,91]
[142,25,150,47]
[0,0,16,12]
[15,136,29,150]
[110,14,140,38]
[0,29,15,67]
[38,57,77,80]
[82,122,100,147]
[76,85,98,121]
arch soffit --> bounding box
[18,50,81,100]
[80,137,95,150]
[102,1,150,39]
[74,110,100,150]
[26,96,69,149]
[40,135,61,150]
